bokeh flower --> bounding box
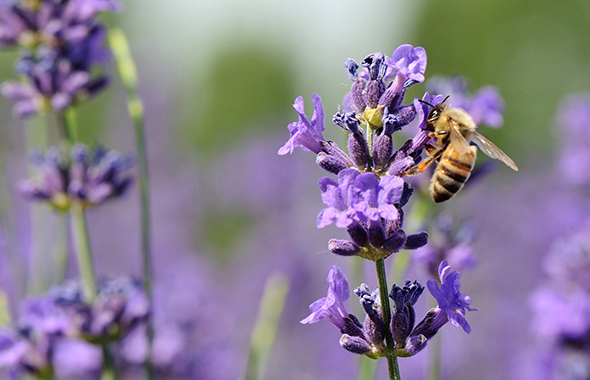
[20,143,134,210]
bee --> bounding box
[405,98,518,203]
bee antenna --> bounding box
[442,95,450,104]
[417,99,434,108]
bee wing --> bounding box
[448,120,472,155]
[471,131,519,171]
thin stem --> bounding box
[101,343,119,380]
[242,273,290,380]
[54,214,69,284]
[375,258,401,380]
[428,297,441,380]
[70,204,97,301]
[60,107,78,143]
[108,28,154,380]
[60,107,97,302]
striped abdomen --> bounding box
[429,146,477,203]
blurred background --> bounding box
[1,0,590,379]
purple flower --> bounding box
[427,261,476,333]
[386,44,427,92]
[301,265,350,330]
[51,277,149,344]
[530,286,590,343]
[18,297,74,336]
[278,93,326,155]
[0,328,28,369]
[1,45,109,118]
[542,232,590,290]
[413,214,478,278]
[0,295,82,377]
[317,169,360,229]
[468,86,504,127]
[0,0,121,49]
[19,144,134,210]
[352,173,404,222]
[0,0,121,117]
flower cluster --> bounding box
[0,0,122,118]
[0,276,148,378]
[301,262,475,358]
[279,45,480,373]
[413,213,478,278]
[19,143,134,210]
[279,45,437,260]
[528,231,590,379]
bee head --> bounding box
[420,95,450,131]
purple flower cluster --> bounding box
[320,168,428,260]
[0,0,121,118]
[279,45,436,260]
[279,46,432,177]
[526,229,590,379]
[279,45,481,371]
[301,262,475,358]
[413,213,478,278]
[19,143,134,210]
[0,276,147,378]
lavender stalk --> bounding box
[108,27,154,380]
[70,203,97,301]
[243,273,290,380]
[375,258,401,380]
[282,46,487,380]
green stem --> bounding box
[108,28,154,380]
[55,214,69,284]
[101,343,119,380]
[375,259,401,380]
[61,107,78,143]
[60,107,97,302]
[243,273,290,380]
[70,204,97,301]
[428,297,441,380]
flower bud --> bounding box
[368,219,385,248]
[348,131,370,170]
[372,133,393,170]
[383,230,406,253]
[404,334,428,355]
[328,239,360,256]
[346,220,368,247]
[340,334,372,355]
[404,232,428,250]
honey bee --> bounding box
[405,99,518,203]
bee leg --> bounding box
[403,147,443,176]
[424,144,437,154]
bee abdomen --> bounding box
[430,148,475,203]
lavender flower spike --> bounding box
[427,260,476,333]
[278,93,326,155]
[301,266,350,330]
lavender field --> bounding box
[0,1,589,380]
